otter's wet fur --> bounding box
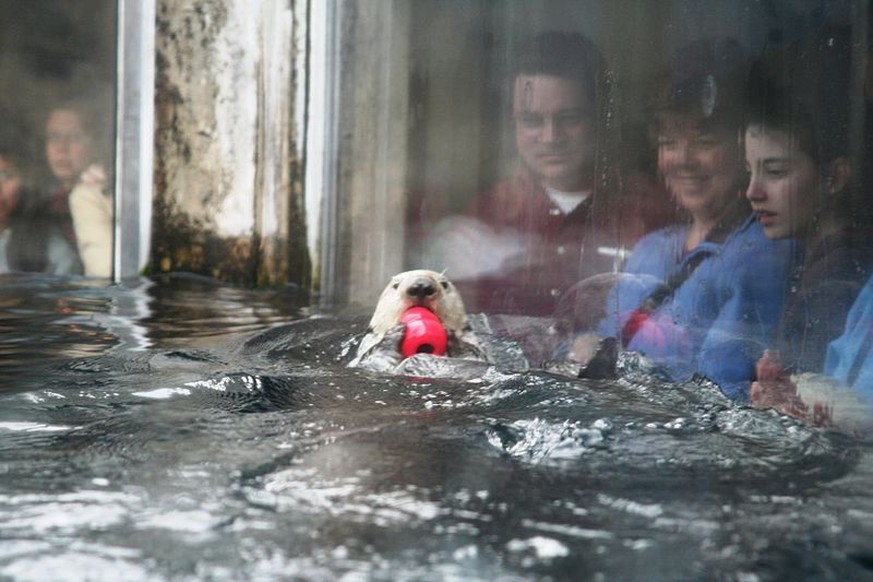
[349,270,489,373]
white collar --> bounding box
[547,188,590,214]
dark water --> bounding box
[0,274,872,581]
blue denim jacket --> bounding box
[825,273,873,398]
[598,214,795,401]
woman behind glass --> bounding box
[593,38,794,401]
[0,118,81,275]
[44,97,113,278]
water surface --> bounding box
[0,274,871,581]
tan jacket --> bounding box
[69,164,112,277]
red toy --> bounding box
[400,307,448,358]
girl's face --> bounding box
[0,155,20,228]
[744,125,821,240]
[45,108,93,188]
[657,116,743,222]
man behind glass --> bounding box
[429,31,667,316]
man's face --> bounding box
[513,74,595,191]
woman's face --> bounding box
[657,116,743,221]
[744,125,821,240]
[0,155,21,227]
[45,108,93,188]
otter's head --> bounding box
[368,270,469,335]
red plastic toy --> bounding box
[400,307,448,358]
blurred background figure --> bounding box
[589,38,793,402]
[44,97,113,277]
[0,110,81,275]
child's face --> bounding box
[45,109,93,188]
[744,125,821,240]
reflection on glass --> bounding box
[0,0,116,277]
[388,2,873,418]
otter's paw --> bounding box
[349,323,406,372]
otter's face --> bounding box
[369,270,469,335]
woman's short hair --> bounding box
[648,37,752,137]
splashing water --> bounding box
[0,274,870,581]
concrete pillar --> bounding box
[152,0,311,287]
[325,0,411,308]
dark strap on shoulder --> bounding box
[636,250,710,314]
[621,204,748,345]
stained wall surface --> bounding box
[152,0,311,288]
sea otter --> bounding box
[349,269,618,380]
[349,270,489,373]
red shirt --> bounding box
[458,168,667,315]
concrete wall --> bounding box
[151,0,310,288]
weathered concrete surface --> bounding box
[152,0,310,288]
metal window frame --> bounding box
[113,0,156,281]
[305,0,341,306]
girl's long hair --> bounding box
[0,110,58,273]
[6,189,54,272]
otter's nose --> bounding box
[407,280,436,299]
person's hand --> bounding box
[751,350,832,427]
[811,401,834,427]
[755,349,785,381]
[567,332,602,364]
[78,164,106,189]
[751,349,806,415]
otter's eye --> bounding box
[440,281,450,290]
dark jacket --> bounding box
[776,228,873,373]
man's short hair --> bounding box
[512,31,605,104]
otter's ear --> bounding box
[824,157,851,194]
